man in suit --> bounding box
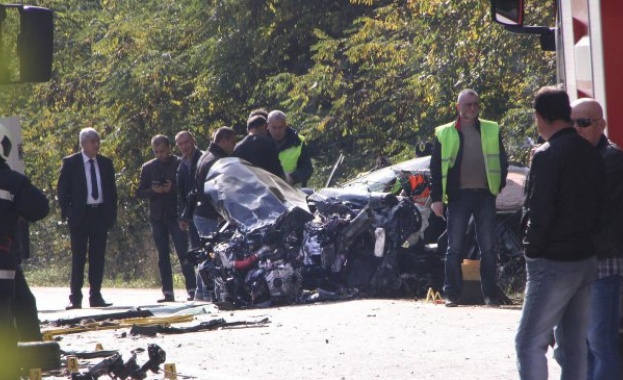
[58,128,117,310]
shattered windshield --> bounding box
[339,156,431,192]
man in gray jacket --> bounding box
[137,135,196,302]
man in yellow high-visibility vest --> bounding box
[267,110,313,187]
[430,89,508,307]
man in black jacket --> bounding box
[137,135,195,302]
[571,97,623,380]
[194,127,237,220]
[1,123,49,378]
[58,128,117,310]
[175,131,203,249]
[515,87,606,379]
[192,127,237,300]
[233,115,285,178]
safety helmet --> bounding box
[0,122,12,161]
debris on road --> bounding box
[129,316,270,336]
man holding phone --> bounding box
[136,135,196,302]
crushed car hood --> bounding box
[203,157,311,232]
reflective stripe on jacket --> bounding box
[434,119,502,203]
[279,135,304,174]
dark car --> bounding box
[317,156,529,297]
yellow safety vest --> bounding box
[279,136,304,174]
[434,119,502,203]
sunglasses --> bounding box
[572,118,599,128]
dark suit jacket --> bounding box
[57,152,118,228]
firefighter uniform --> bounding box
[0,125,49,378]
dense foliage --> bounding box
[0,0,555,284]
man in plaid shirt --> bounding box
[572,98,623,380]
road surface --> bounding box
[30,287,562,380]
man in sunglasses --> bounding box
[571,98,623,380]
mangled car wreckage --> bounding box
[187,157,527,308]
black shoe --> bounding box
[485,297,512,307]
[66,302,82,310]
[444,296,459,307]
[90,298,112,307]
[484,299,501,307]
[157,295,175,303]
[187,293,195,301]
[485,289,513,307]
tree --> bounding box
[280,0,554,179]
[0,0,555,283]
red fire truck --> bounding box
[490,0,623,146]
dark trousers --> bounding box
[0,267,41,379]
[443,189,498,301]
[13,267,41,341]
[68,207,108,303]
[150,218,196,295]
[0,251,18,378]
[188,219,200,249]
[0,299,18,378]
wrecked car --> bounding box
[190,156,528,309]
[188,158,430,308]
[325,155,528,296]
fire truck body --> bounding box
[492,0,623,146]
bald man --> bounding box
[429,89,509,307]
[571,98,623,380]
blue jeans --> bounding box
[193,215,219,300]
[150,218,196,296]
[587,274,622,380]
[516,256,597,380]
[443,189,498,301]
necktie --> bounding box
[89,159,99,200]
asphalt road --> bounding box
[31,287,562,380]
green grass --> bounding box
[23,261,188,289]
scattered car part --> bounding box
[17,341,61,374]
